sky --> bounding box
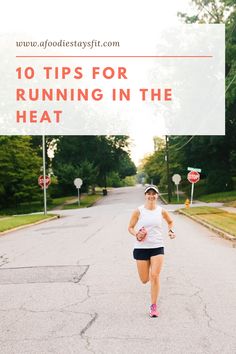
[1,0,195,165]
[126,1,195,165]
[1,1,193,33]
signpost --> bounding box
[42,135,47,215]
[74,178,83,206]
[187,167,202,173]
[38,175,51,189]
[187,170,200,205]
[38,172,51,215]
[172,174,181,202]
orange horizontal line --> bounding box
[16,55,213,58]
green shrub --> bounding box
[122,176,136,186]
[206,170,233,194]
[106,172,124,187]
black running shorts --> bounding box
[133,247,164,260]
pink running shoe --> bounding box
[149,304,159,317]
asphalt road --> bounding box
[0,186,235,354]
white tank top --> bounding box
[134,205,164,249]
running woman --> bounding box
[128,185,176,317]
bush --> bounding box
[106,173,136,188]
[122,176,136,186]
[106,172,123,187]
[180,179,207,198]
[206,170,233,194]
[232,177,236,190]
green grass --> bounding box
[0,193,102,215]
[181,206,236,237]
[198,213,236,237]
[48,196,77,210]
[169,194,187,204]
[197,190,236,203]
[93,187,105,193]
[159,192,189,205]
[0,214,56,233]
[182,206,225,215]
[51,196,76,205]
[224,201,236,208]
[62,194,102,209]
[0,202,44,216]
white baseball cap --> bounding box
[144,185,159,194]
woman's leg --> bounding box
[150,255,164,304]
[136,260,150,284]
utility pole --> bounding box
[165,135,171,203]
[42,135,47,215]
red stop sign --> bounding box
[38,175,51,189]
[187,170,200,184]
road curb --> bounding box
[177,209,236,246]
[159,194,168,205]
[0,215,59,236]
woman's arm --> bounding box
[128,210,147,241]
[128,209,140,237]
[162,209,176,239]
